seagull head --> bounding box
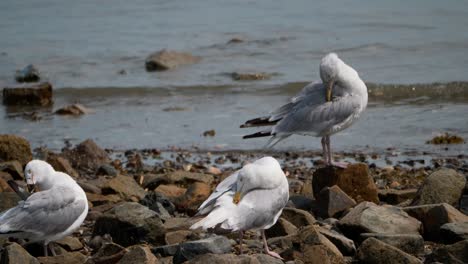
[24,160,55,192]
[320,53,342,101]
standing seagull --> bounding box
[191,156,289,259]
[0,160,88,256]
[241,53,368,167]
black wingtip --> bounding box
[243,131,272,139]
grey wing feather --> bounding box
[196,170,239,215]
[0,186,86,237]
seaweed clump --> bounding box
[427,133,465,144]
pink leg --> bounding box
[326,136,347,168]
[321,136,328,164]
[261,230,283,260]
[238,231,244,255]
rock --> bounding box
[403,203,468,241]
[55,104,92,116]
[37,252,86,264]
[202,129,216,137]
[360,233,424,255]
[378,189,418,205]
[62,139,110,174]
[3,82,52,106]
[46,154,79,178]
[294,225,345,264]
[317,226,356,256]
[337,202,421,239]
[206,166,222,175]
[231,72,273,81]
[356,237,422,264]
[1,242,39,264]
[186,253,284,264]
[78,180,102,194]
[317,185,356,218]
[288,195,315,211]
[117,245,158,264]
[55,236,83,251]
[165,171,214,185]
[0,134,32,166]
[155,184,187,198]
[281,207,316,228]
[172,235,232,264]
[0,161,24,180]
[440,222,468,244]
[427,133,465,144]
[87,234,113,251]
[0,192,21,211]
[145,50,201,71]
[15,64,40,83]
[88,242,127,264]
[86,193,121,206]
[102,175,146,200]
[411,168,466,206]
[0,177,13,192]
[312,163,379,203]
[165,230,194,245]
[425,240,468,264]
[174,182,211,212]
[265,217,298,238]
[151,244,180,257]
[93,202,165,247]
[96,164,118,177]
[163,217,198,231]
[140,192,175,217]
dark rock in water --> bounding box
[231,72,273,81]
[116,245,158,264]
[202,129,216,137]
[359,233,424,255]
[440,222,468,244]
[317,226,356,256]
[1,242,39,264]
[410,168,466,206]
[337,202,421,240]
[96,164,118,177]
[378,189,418,205]
[186,253,284,264]
[427,133,465,144]
[55,104,91,116]
[403,203,468,241]
[312,163,379,204]
[0,134,32,166]
[37,252,86,264]
[172,235,232,264]
[356,237,422,264]
[3,82,52,106]
[145,49,201,71]
[93,202,165,247]
[140,191,175,217]
[265,217,298,238]
[62,138,110,174]
[0,161,24,180]
[88,242,127,264]
[281,207,316,228]
[15,64,40,83]
[46,154,79,178]
[317,185,356,218]
[425,240,468,264]
[0,192,22,211]
[294,225,345,264]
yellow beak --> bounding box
[326,80,334,102]
[233,192,241,204]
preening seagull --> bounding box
[0,160,88,256]
[190,156,289,259]
[241,53,368,167]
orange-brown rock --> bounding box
[0,135,32,166]
[155,184,187,198]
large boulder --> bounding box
[403,203,468,241]
[337,202,421,239]
[145,50,201,71]
[1,242,39,264]
[360,233,424,255]
[440,222,468,244]
[317,185,356,218]
[425,240,468,264]
[93,202,165,247]
[186,253,283,264]
[62,139,110,174]
[172,235,232,264]
[3,82,52,106]
[312,163,379,203]
[356,237,422,264]
[0,135,32,166]
[411,168,466,206]
[15,64,40,83]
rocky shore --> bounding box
[0,134,467,263]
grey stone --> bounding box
[281,207,316,228]
[1,242,39,264]
[357,237,422,264]
[317,185,356,218]
[3,82,52,106]
[186,253,284,264]
[145,50,201,71]
[317,226,356,256]
[173,235,232,264]
[440,222,468,244]
[360,233,424,255]
[15,64,40,83]
[425,240,468,264]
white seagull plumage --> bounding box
[191,156,289,259]
[0,160,88,256]
[241,53,368,167]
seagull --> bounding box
[190,156,289,259]
[241,53,368,167]
[0,160,88,256]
